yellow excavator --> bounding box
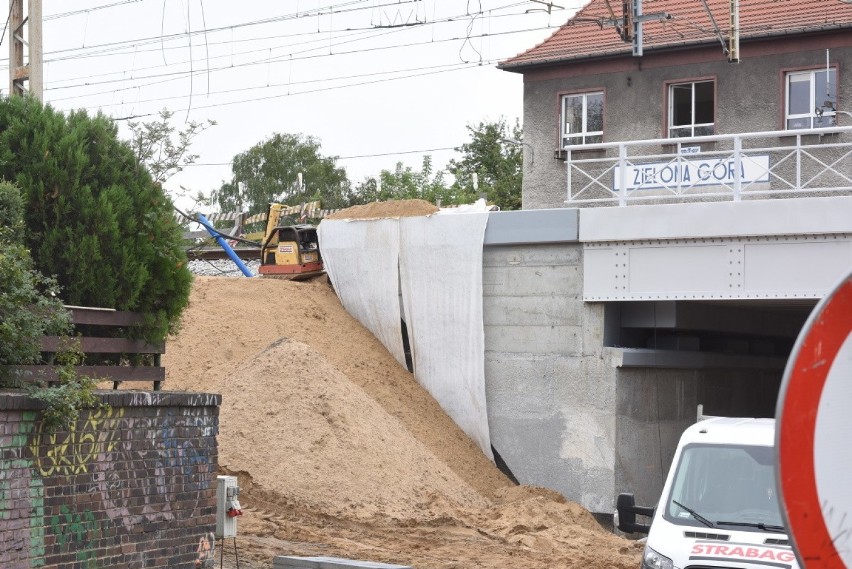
[257,203,324,279]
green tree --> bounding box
[127,108,215,186]
[0,95,191,342]
[352,156,455,205]
[214,133,351,215]
[448,118,523,210]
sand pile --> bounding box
[221,337,487,519]
[325,199,438,220]
[164,276,643,568]
[164,276,505,498]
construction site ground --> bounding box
[163,274,643,569]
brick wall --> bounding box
[0,391,221,569]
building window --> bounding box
[668,80,715,138]
[786,68,837,130]
[561,92,603,146]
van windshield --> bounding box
[664,443,785,532]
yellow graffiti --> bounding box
[29,408,125,477]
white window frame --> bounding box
[785,68,837,130]
[668,80,715,138]
[561,92,604,147]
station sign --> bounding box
[613,155,770,192]
[776,270,852,567]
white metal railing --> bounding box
[564,126,852,206]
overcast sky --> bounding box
[13,0,579,207]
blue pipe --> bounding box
[196,213,255,277]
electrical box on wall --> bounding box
[216,475,243,538]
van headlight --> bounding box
[642,546,673,569]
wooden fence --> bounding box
[6,307,165,390]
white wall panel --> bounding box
[629,245,731,294]
[584,236,852,301]
[744,240,852,295]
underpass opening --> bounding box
[609,299,815,506]
[607,299,814,417]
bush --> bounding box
[0,96,191,342]
[0,181,104,428]
[0,181,71,374]
[26,344,105,430]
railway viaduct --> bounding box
[481,195,852,513]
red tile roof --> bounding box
[500,0,852,70]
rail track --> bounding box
[185,246,261,261]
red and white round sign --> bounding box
[777,270,852,568]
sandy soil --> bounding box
[325,199,439,220]
[163,276,643,568]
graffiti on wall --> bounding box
[195,532,216,568]
[0,411,45,569]
[96,408,215,532]
[50,505,102,568]
[1,402,218,569]
[28,408,124,477]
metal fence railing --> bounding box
[564,126,852,206]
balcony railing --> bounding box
[564,126,852,206]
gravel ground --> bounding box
[188,259,261,277]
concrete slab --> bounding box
[484,208,579,245]
[483,243,581,267]
[483,265,581,297]
[483,295,583,326]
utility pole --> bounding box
[9,0,42,100]
[608,0,670,57]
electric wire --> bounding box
[39,4,534,88]
[37,0,420,61]
[55,60,486,107]
[0,1,14,47]
[183,144,461,169]
[99,59,501,120]
[44,0,144,21]
[45,23,405,92]
[31,0,539,69]
[696,0,729,55]
[45,24,554,102]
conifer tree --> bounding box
[0,96,191,342]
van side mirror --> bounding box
[615,493,654,534]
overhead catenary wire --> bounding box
[45,23,555,102]
[35,0,428,62]
[44,0,144,21]
[183,144,462,169]
[36,4,536,88]
[0,0,17,50]
[33,2,537,87]
[54,60,488,108]
[99,59,506,121]
[20,0,546,73]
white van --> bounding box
[615,417,798,569]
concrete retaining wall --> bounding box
[483,242,700,513]
[0,391,220,569]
